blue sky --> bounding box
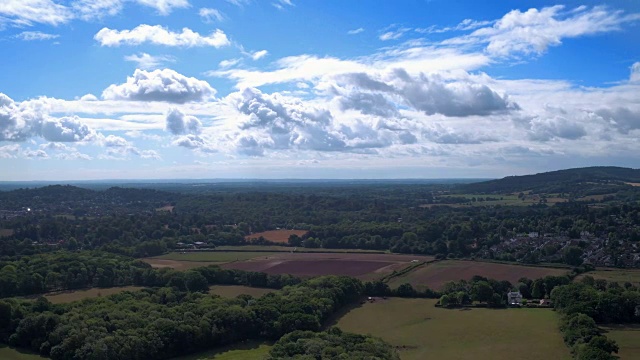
[1,0,639,180]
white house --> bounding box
[507,291,523,306]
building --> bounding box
[507,291,523,306]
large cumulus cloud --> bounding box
[335,70,519,117]
[1,93,96,142]
[165,108,202,135]
[102,69,217,103]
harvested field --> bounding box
[602,325,640,360]
[209,285,275,298]
[387,260,568,290]
[156,205,174,212]
[335,298,570,360]
[575,268,640,285]
[625,182,640,187]
[245,229,308,243]
[142,258,223,270]
[221,253,431,280]
[43,286,144,304]
[0,228,14,237]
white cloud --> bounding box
[40,116,97,142]
[0,0,73,27]
[102,69,217,103]
[94,25,230,48]
[72,0,124,20]
[224,0,249,7]
[219,58,241,68]
[135,0,189,15]
[124,53,175,70]
[199,7,224,22]
[273,0,294,10]
[336,70,519,117]
[15,31,59,41]
[251,50,268,61]
[631,62,640,83]
[379,27,410,41]
[101,134,131,147]
[56,151,92,160]
[415,19,493,34]
[165,108,202,135]
[445,5,640,57]
[0,144,20,159]
[23,149,49,159]
[347,28,364,35]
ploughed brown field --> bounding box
[245,229,308,243]
[387,260,569,290]
[221,253,432,280]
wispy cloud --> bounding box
[273,0,294,10]
[379,27,410,41]
[199,7,224,22]
[347,28,364,35]
[15,31,59,41]
[124,53,176,70]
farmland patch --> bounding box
[43,286,145,304]
[335,298,570,360]
[245,229,308,243]
[387,260,568,290]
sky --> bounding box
[1,0,639,181]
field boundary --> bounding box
[381,260,436,284]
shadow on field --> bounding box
[322,300,367,329]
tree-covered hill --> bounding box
[462,166,640,194]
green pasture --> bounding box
[334,298,570,360]
[173,341,271,360]
[575,268,640,286]
[0,346,49,360]
[156,252,280,262]
[43,286,145,304]
[602,325,640,360]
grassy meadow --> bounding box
[173,341,271,360]
[43,286,145,304]
[575,268,640,286]
[334,298,570,360]
[602,325,640,360]
[0,345,49,360]
[155,252,280,263]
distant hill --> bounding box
[461,166,640,194]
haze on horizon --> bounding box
[1,0,640,181]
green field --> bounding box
[576,268,640,285]
[173,341,271,360]
[209,285,275,298]
[334,298,570,360]
[602,325,640,360]
[43,286,145,304]
[0,346,48,360]
[156,252,280,262]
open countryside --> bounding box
[335,298,571,360]
[43,286,145,304]
[387,260,569,290]
[602,325,640,360]
[245,229,308,243]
